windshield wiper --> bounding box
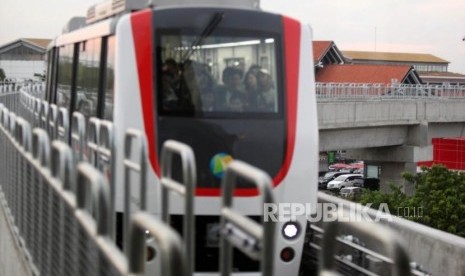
[181,11,224,63]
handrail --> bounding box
[123,129,148,255]
[316,82,465,100]
[47,104,58,140]
[56,107,69,143]
[71,112,86,163]
[32,128,50,168]
[128,212,186,276]
[14,117,32,152]
[160,139,196,276]
[51,141,76,193]
[98,120,116,240]
[39,101,49,129]
[318,219,411,276]
[219,160,275,276]
[76,162,112,236]
[33,98,41,128]
[87,117,100,167]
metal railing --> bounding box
[1,83,430,276]
[220,160,276,276]
[316,82,465,100]
[122,129,149,256]
[305,193,435,276]
[318,220,411,276]
[161,140,197,276]
[0,102,187,276]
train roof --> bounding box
[53,0,263,48]
[86,0,260,25]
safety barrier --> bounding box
[1,83,427,276]
[122,129,149,256]
[220,161,276,276]
[318,221,410,276]
[316,82,465,100]
[161,140,197,276]
[0,104,188,276]
[305,193,434,276]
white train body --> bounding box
[45,1,318,274]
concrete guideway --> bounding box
[317,97,465,192]
[318,192,465,276]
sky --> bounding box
[1,0,464,73]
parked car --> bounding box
[327,174,363,191]
[347,176,364,187]
[340,187,363,200]
[318,171,350,189]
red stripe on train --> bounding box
[272,16,300,187]
[131,9,160,176]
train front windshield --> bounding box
[155,8,286,190]
[158,35,280,114]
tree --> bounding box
[0,68,5,81]
[358,165,465,238]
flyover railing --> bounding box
[316,82,465,100]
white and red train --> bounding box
[44,0,318,274]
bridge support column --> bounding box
[365,161,417,195]
[346,145,432,195]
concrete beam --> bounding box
[407,122,429,147]
[428,122,465,141]
[318,98,465,131]
[319,126,409,151]
[345,145,432,163]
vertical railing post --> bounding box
[220,160,276,276]
[128,212,186,276]
[71,112,86,163]
[160,140,196,276]
[56,107,69,143]
[123,129,148,255]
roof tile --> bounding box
[313,41,333,63]
[316,64,413,85]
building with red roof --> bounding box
[313,41,345,66]
[343,50,465,85]
[316,64,421,85]
[343,50,449,72]
[312,41,422,85]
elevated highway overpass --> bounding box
[317,83,465,192]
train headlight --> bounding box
[282,221,300,240]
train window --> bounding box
[157,33,280,116]
[75,38,101,118]
[45,49,54,102]
[103,36,115,120]
[56,44,74,110]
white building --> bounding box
[0,38,51,81]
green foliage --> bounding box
[0,68,5,81]
[358,165,465,238]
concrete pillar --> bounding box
[372,161,417,195]
[346,145,432,195]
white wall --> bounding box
[0,60,46,80]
